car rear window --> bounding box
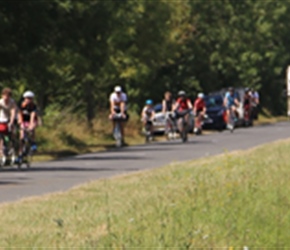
[205,96,223,107]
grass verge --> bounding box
[35,112,144,161]
[1,140,290,248]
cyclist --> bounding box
[162,91,176,136]
[18,90,38,147]
[243,88,252,122]
[0,88,17,159]
[162,91,175,113]
[174,90,193,138]
[250,88,260,120]
[109,86,128,144]
[193,92,206,134]
[224,87,240,129]
[141,99,155,135]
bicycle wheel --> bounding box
[145,122,152,143]
[9,148,17,167]
[114,122,122,147]
[181,118,188,142]
[229,111,235,133]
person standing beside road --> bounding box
[193,93,206,134]
[224,87,240,129]
[109,86,128,145]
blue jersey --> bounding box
[225,92,238,107]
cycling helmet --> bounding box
[178,90,186,96]
[114,86,122,92]
[228,87,234,92]
[198,93,205,99]
[245,87,250,93]
[146,99,153,105]
[23,90,35,98]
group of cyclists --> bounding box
[109,85,260,144]
[0,87,38,165]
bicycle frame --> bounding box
[0,132,16,167]
[112,114,124,147]
[18,128,34,168]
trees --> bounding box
[0,0,289,119]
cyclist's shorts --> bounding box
[175,109,190,118]
[0,123,9,135]
[226,104,236,110]
[112,111,129,122]
[21,121,38,129]
[195,110,203,117]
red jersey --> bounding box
[194,98,205,111]
[176,97,191,111]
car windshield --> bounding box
[205,95,223,108]
[154,104,162,112]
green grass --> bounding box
[1,140,290,248]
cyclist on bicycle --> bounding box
[18,90,38,150]
[224,87,240,129]
[0,88,17,158]
[193,92,206,134]
[162,91,175,113]
[174,90,193,136]
[109,86,128,144]
[141,99,155,134]
[162,91,176,136]
[244,88,252,119]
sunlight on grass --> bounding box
[1,140,290,248]
[35,112,144,160]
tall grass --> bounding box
[0,140,290,248]
[36,111,143,160]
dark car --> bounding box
[203,94,227,130]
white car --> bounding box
[152,104,194,134]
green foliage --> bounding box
[0,0,289,117]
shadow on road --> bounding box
[0,180,21,185]
[0,166,140,173]
[63,155,149,161]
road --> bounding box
[0,122,289,203]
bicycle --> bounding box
[112,113,125,148]
[176,109,191,142]
[144,119,154,143]
[194,113,208,135]
[243,105,253,127]
[165,112,177,140]
[228,108,237,133]
[17,128,34,169]
[0,131,17,168]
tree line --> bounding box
[0,0,289,125]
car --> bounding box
[203,94,227,130]
[152,103,194,134]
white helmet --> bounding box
[114,86,122,92]
[198,93,204,99]
[23,90,35,98]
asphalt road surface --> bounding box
[0,122,289,204]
